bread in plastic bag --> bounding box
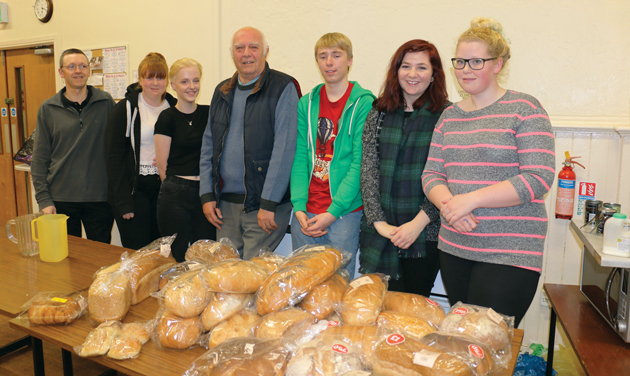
[88,268,131,323]
[159,268,213,318]
[184,337,290,376]
[74,321,122,357]
[254,307,316,340]
[20,290,87,325]
[250,250,285,274]
[419,332,494,376]
[158,260,205,291]
[439,302,513,368]
[185,238,239,265]
[256,244,349,315]
[377,310,435,339]
[383,291,445,329]
[201,259,269,293]
[155,309,204,349]
[201,292,255,331]
[316,323,378,364]
[206,308,261,349]
[337,273,388,325]
[286,336,367,376]
[299,270,349,320]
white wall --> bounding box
[3,0,630,346]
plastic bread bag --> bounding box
[256,244,350,315]
[371,327,474,376]
[383,291,446,329]
[153,307,204,350]
[419,332,495,376]
[315,323,378,365]
[201,292,255,331]
[157,260,205,291]
[107,320,155,361]
[250,248,285,274]
[299,270,350,320]
[201,259,269,293]
[205,308,261,349]
[254,307,317,340]
[18,290,88,325]
[185,237,239,265]
[74,320,122,357]
[183,337,291,376]
[286,335,368,376]
[439,302,514,369]
[376,310,436,340]
[88,268,132,324]
[156,267,214,318]
[336,273,389,325]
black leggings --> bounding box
[439,251,540,327]
[387,241,440,297]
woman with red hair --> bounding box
[359,39,449,296]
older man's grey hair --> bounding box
[230,27,269,58]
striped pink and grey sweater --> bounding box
[422,90,555,273]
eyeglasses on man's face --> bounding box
[62,64,89,71]
[451,58,497,70]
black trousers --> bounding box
[438,250,540,327]
[53,201,114,244]
[157,176,216,262]
[115,174,162,250]
[387,240,440,297]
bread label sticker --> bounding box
[413,350,441,368]
[386,333,405,345]
[51,297,67,303]
[160,243,170,257]
[486,308,503,324]
[425,298,439,306]
[77,296,87,310]
[332,344,349,354]
[305,245,326,252]
[468,344,485,358]
[244,343,255,355]
[453,307,468,315]
[350,276,374,289]
[327,320,340,327]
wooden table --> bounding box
[544,283,630,375]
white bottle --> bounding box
[602,213,630,257]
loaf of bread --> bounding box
[162,269,214,318]
[132,261,177,304]
[254,307,316,340]
[76,321,122,357]
[338,274,387,325]
[377,311,435,339]
[256,246,345,315]
[121,322,151,344]
[26,291,87,325]
[419,333,494,376]
[383,291,445,328]
[207,309,261,349]
[202,260,268,293]
[286,337,366,376]
[185,238,239,265]
[439,304,511,353]
[250,252,285,274]
[88,270,132,323]
[202,293,255,331]
[106,335,142,360]
[317,324,378,360]
[372,333,472,376]
[157,261,205,290]
[157,311,203,349]
[299,273,348,320]
[201,338,289,376]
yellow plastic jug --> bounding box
[31,214,69,262]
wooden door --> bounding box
[0,47,56,223]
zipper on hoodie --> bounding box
[215,106,231,204]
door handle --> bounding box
[3,123,9,154]
[11,123,18,154]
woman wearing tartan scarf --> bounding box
[359,39,448,296]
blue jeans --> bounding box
[291,210,362,278]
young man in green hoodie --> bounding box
[290,32,375,276]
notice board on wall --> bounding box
[83,46,128,100]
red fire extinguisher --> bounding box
[555,152,585,219]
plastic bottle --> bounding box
[602,213,630,257]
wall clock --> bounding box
[34,0,53,23]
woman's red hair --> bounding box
[374,39,448,113]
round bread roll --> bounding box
[377,311,435,339]
[106,336,142,360]
[383,291,446,328]
[202,293,255,331]
[299,273,348,320]
[207,309,261,348]
[254,308,315,340]
[88,271,132,323]
[163,270,213,318]
[157,312,203,349]
[202,260,268,293]
[121,322,150,344]
[420,333,494,376]
[440,306,510,352]
[373,333,472,376]
[256,246,345,315]
[185,239,239,265]
[339,274,387,325]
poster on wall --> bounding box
[82,45,128,100]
